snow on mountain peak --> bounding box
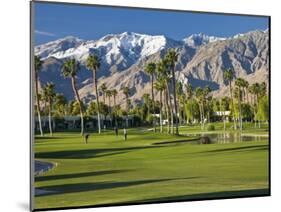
[35,36,84,60]
[183,33,226,47]
[35,32,172,64]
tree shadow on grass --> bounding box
[35,145,167,159]
[199,144,268,154]
[35,177,200,197]
[125,188,269,204]
[35,169,132,182]
[152,138,199,145]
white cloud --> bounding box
[35,30,56,37]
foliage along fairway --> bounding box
[34,128,269,209]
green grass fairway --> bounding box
[34,127,269,209]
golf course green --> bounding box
[34,123,269,209]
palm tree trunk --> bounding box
[126,97,129,128]
[151,75,156,132]
[160,90,163,133]
[34,72,44,136]
[167,81,174,134]
[165,88,170,134]
[48,100,53,136]
[171,68,179,135]
[93,70,101,134]
[108,96,112,127]
[71,77,84,135]
[190,97,194,124]
[114,96,118,128]
[202,102,205,130]
[198,102,203,130]
[229,82,237,130]
[238,88,242,131]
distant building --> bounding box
[213,111,231,122]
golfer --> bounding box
[114,126,118,141]
[124,128,127,141]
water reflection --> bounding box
[189,132,268,144]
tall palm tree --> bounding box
[42,82,56,136]
[62,59,84,135]
[154,77,165,133]
[220,97,229,131]
[243,80,249,103]
[203,86,212,124]
[195,87,204,130]
[235,78,244,130]
[176,81,184,125]
[34,56,44,136]
[157,60,172,134]
[165,49,179,135]
[122,86,130,128]
[106,89,113,127]
[86,54,101,134]
[223,69,237,130]
[185,83,194,124]
[249,83,260,128]
[100,83,107,105]
[54,93,67,117]
[144,62,156,132]
[112,89,118,127]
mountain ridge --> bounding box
[35,29,269,106]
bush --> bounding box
[207,124,215,131]
[200,136,212,144]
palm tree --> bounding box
[185,83,193,124]
[144,62,157,132]
[157,60,172,134]
[34,56,44,136]
[165,49,179,135]
[111,89,118,127]
[54,93,67,117]
[86,54,101,134]
[100,83,107,105]
[154,77,165,133]
[42,82,56,136]
[176,81,185,125]
[203,86,212,123]
[250,83,261,128]
[62,59,84,135]
[220,97,229,131]
[223,69,237,130]
[106,89,113,127]
[243,80,249,103]
[195,87,204,130]
[235,78,244,130]
[122,86,130,128]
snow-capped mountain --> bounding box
[35,30,269,106]
[183,33,226,47]
[35,36,84,60]
[35,32,181,66]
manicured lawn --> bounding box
[34,126,269,210]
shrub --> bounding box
[207,124,215,131]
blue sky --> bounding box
[34,2,269,45]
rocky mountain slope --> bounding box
[35,30,269,106]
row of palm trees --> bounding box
[144,49,180,135]
[224,69,267,130]
[143,65,267,134]
[35,54,101,136]
[34,51,268,136]
[34,54,134,136]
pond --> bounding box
[188,132,269,144]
